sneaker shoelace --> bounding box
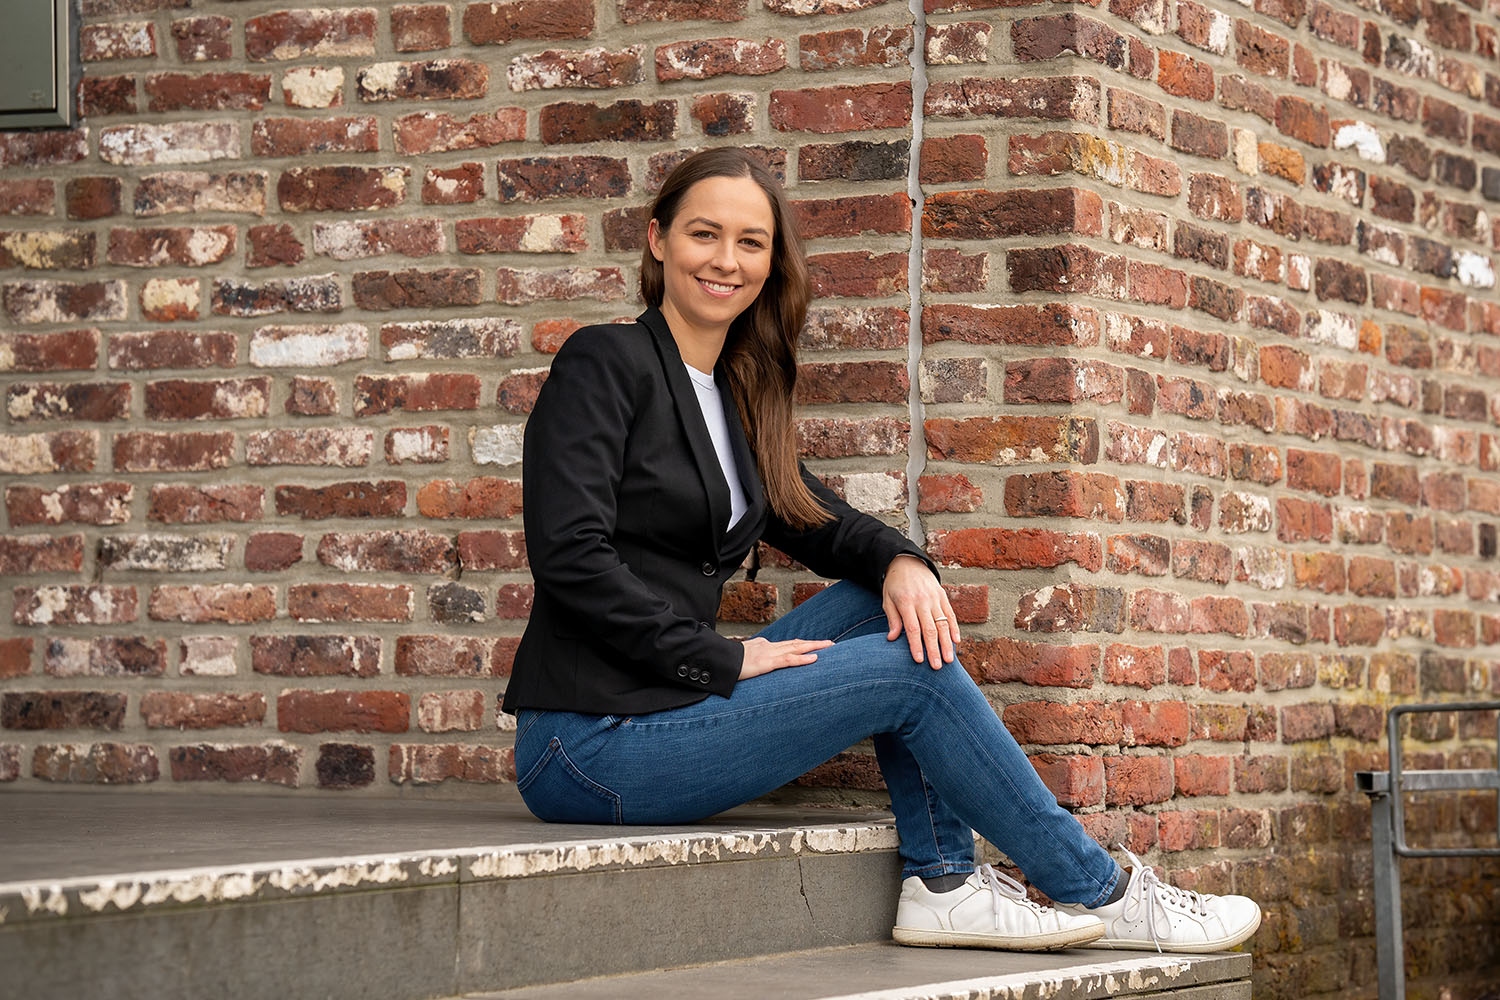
[1117,846,1213,952]
[974,864,1050,929]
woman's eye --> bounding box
[741,238,766,250]
[690,230,715,239]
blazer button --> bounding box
[677,665,689,677]
[688,667,701,681]
[701,561,717,576]
[698,673,710,685]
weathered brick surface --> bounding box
[4,1,1499,991]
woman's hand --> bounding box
[738,637,834,680]
[883,555,959,668]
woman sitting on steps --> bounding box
[502,147,1262,954]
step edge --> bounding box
[0,818,899,927]
[817,953,1254,1000]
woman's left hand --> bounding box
[882,555,959,668]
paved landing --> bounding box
[0,790,894,884]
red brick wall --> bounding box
[3,0,1500,994]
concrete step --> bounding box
[1,791,903,1000]
[466,943,1253,1000]
[2,792,1252,1000]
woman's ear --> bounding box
[646,218,665,262]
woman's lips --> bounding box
[697,277,739,298]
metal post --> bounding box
[1367,786,1404,1000]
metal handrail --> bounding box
[1386,700,1500,857]
[1355,700,1500,1000]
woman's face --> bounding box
[648,174,776,343]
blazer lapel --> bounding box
[640,308,732,547]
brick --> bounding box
[172,15,232,61]
[1005,471,1123,521]
[245,9,377,61]
[149,584,276,624]
[0,131,88,169]
[113,431,232,473]
[926,77,1101,123]
[246,532,304,572]
[1004,701,1122,745]
[1105,755,1174,805]
[928,528,1100,573]
[316,743,375,789]
[317,530,457,575]
[1171,110,1229,159]
[146,72,272,112]
[279,690,408,734]
[394,110,527,154]
[390,743,514,784]
[0,639,33,679]
[462,0,595,43]
[99,123,239,166]
[380,320,518,363]
[141,692,265,729]
[415,477,522,519]
[393,5,452,51]
[278,167,409,213]
[0,180,56,217]
[5,382,128,423]
[33,743,158,784]
[170,744,301,786]
[4,280,127,325]
[248,225,306,268]
[274,481,406,520]
[251,635,379,678]
[925,188,1100,240]
[803,140,911,182]
[43,637,164,678]
[1159,50,1215,100]
[1030,754,1106,807]
[539,100,677,143]
[927,21,991,66]
[289,584,414,622]
[2,691,127,730]
[798,27,914,73]
[81,21,157,60]
[253,117,379,157]
[395,635,507,677]
[148,484,264,523]
[97,534,233,573]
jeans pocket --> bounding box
[516,737,623,824]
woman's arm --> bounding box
[523,329,745,694]
[762,467,957,666]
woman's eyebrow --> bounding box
[683,216,771,237]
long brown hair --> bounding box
[640,149,829,530]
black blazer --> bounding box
[502,307,933,716]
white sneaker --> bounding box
[1056,847,1262,953]
[892,865,1106,951]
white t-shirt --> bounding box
[684,363,748,531]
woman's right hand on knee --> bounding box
[738,637,834,679]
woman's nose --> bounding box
[710,240,738,272]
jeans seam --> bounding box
[830,612,888,643]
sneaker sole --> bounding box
[1088,910,1263,953]
[891,922,1107,952]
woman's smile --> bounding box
[697,277,741,297]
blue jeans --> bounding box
[512,581,1122,906]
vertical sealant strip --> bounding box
[904,0,930,546]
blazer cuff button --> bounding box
[677,665,689,677]
[701,561,717,576]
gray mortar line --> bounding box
[905,0,930,547]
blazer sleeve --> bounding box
[523,330,745,696]
[761,464,939,593]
